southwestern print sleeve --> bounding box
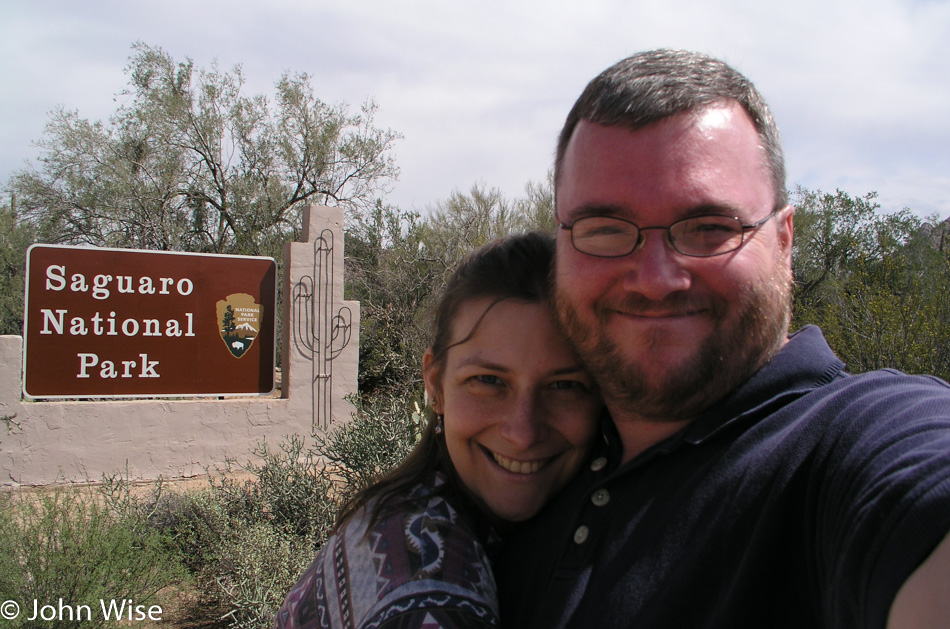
[275,477,499,629]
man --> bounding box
[495,49,950,628]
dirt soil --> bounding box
[139,586,232,628]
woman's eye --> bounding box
[472,374,502,386]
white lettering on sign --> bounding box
[45,265,195,300]
[39,310,195,338]
[76,353,160,379]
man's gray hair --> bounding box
[555,49,787,209]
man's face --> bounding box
[554,103,794,422]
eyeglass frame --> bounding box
[556,208,781,259]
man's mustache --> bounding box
[598,293,725,318]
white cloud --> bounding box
[2,0,948,219]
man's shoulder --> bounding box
[846,366,950,388]
[777,326,950,417]
[816,366,950,413]
[769,362,950,456]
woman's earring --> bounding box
[434,414,444,435]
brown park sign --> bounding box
[23,245,277,399]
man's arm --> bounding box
[887,530,950,628]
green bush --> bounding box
[173,436,342,627]
[0,494,25,608]
[316,394,426,498]
[157,392,424,628]
[0,200,35,336]
[0,391,425,629]
[213,521,319,628]
[215,434,340,540]
[0,485,186,629]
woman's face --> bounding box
[424,298,602,524]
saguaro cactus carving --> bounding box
[292,228,353,428]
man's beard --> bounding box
[555,266,792,422]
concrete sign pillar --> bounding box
[282,204,360,428]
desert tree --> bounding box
[7,42,400,259]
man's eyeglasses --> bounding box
[558,212,778,258]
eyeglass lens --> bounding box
[570,215,747,257]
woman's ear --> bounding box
[422,347,443,414]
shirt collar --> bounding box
[598,326,846,469]
[682,325,845,445]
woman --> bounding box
[275,232,603,628]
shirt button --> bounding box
[573,525,590,544]
[590,457,607,471]
[591,488,610,507]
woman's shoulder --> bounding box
[276,472,499,629]
[371,470,468,528]
[359,471,494,585]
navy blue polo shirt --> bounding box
[496,326,950,628]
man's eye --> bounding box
[585,225,625,237]
[579,222,635,239]
[692,222,736,234]
[680,218,740,235]
[550,380,585,391]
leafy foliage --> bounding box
[0,485,186,629]
[344,201,440,397]
[3,41,399,361]
[121,392,424,628]
[0,197,35,335]
[7,42,399,258]
[344,179,557,399]
[316,395,427,495]
[791,187,950,379]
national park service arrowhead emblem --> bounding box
[217,293,263,359]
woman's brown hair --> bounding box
[333,231,556,531]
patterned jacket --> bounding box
[276,472,499,629]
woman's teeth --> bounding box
[491,451,548,474]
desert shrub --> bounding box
[316,394,426,499]
[152,391,425,628]
[0,493,24,606]
[185,436,341,627]
[147,489,233,577]
[214,434,339,540]
[0,485,185,629]
[0,390,426,629]
[213,521,318,628]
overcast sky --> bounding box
[2,0,948,221]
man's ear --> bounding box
[777,204,795,264]
[422,347,443,414]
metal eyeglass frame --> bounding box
[557,210,779,258]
